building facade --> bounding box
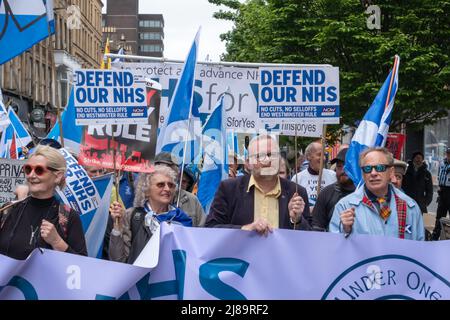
[0,0,103,138]
[102,0,164,57]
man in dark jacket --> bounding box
[312,148,355,231]
[205,135,311,233]
[402,151,433,213]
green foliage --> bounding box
[209,0,450,131]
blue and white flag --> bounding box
[56,148,113,258]
[0,123,17,158]
[112,47,124,64]
[7,108,32,148]
[345,55,400,185]
[47,89,82,155]
[42,0,54,34]
[0,90,9,130]
[197,95,228,213]
[156,28,201,164]
[0,0,51,65]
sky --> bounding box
[102,0,234,62]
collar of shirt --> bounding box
[364,184,392,203]
[143,201,175,216]
[247,175,281,198]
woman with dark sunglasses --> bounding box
[108,165,192,264]
[0,145,87,260]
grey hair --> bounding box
[305,141,322,160]
[133,165,178,207]
[28,145,67,189]
[359,147,394,167]
[248,134,279,155]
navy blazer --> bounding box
[205,175,311,230]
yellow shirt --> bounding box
[247,175,281,229]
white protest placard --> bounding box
[73,70,147,125]
[0,159,26,205]
[56,148,101,215]
[259,66,340,125]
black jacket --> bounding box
[312,182,355,231]
[402,162,433,213]
[0,197,87,260]
[205,175,311,230]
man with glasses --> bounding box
[329,147,424,240]
[205,135,311,234]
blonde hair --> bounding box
[29,145,67,189]
[133,165,177,207]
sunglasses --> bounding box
[154,181,176,189]
[23,164,57,176]
[361,164,392,174]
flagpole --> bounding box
[110,127,121,231]
[384,55,399,111]
[50,28,64,147]
[317,124,327,196]
[294,125,298,230]
[176,116,193,208]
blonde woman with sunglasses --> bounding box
[0,145,87,260]
[108,165,192,264]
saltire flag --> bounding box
[46,89,82,155]
[7,107,32,148]
[0,89,9,130]
[0,0,51,65]
[55,148,114,258]
[344,55,400,186]
[100,37,111,70]
[112,47,124,64]
[0,123,17,158]
[197,95,228,213]
[42,0,54,34]
[156,28,201,164]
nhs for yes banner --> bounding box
[114,62,333,137]
[0,225,449,300]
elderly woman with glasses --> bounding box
[109,165,192,264]
[0,146,87,260]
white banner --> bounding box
[0,224,449,300]
[114,62,336,136]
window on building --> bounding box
[139,32,162,40]
[139,44,162,52]
[139,20,162,28]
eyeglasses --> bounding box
[249,152,280,161]
[154,181,176,189]
[23,164,57,176]
[361,164,392,174]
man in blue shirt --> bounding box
[329,147,424,240]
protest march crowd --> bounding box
[1,134,450,264]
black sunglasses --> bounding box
[361,164,392,174]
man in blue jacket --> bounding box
[329,147,424,240]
